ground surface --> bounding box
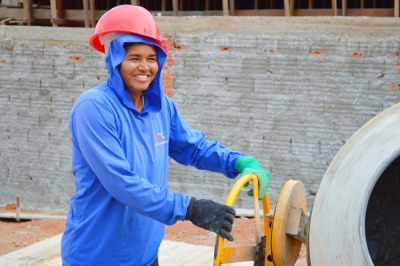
[0,217,65,255]
[0,214,257,255]
[0,208,306,264]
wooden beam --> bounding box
[344,8,396,16]
[49,0,66,26]
[395,0,399,17]
[1,7,397,22]
[58,0,63,18]
[230,9,285,16]
[0,18,13,25]
[284,0,294,16]
[23,0,32,25]
[172,0,178,16]
[89,0,95,27]
[83,0,89,27]
[332,0,337,16]
[342,0,347,16]
[50,0,58,26]
[229,0,235,16]
[232,8,396,17]
[290,0,294,15]
[222,0,229,16]
[284,0,289,16]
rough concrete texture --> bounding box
[0,17,399,213]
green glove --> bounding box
[235,156,270,200]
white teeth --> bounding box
[135,75,148,79]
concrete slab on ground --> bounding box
[0,234,255,266]
[0,210,259,266]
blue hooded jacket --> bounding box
[61,34,244,266]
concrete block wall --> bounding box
[1,16,399,213]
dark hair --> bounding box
[123,42,154,49]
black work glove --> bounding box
[185,197,236,241]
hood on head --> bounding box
[105,34,167,113]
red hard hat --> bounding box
[89,5,168,53]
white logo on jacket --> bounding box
[155,132,168,148]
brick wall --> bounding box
[1,16,399,213]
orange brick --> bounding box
[163,89,175,98]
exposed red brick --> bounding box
[311,51,323,56]
[163,89,175,98]
[5,204,16,210]
[161,35,175,93]
[68,56,83,62]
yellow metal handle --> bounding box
[213,174,271,265]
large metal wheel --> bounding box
[309,103,400,265]
[272,180,306,266]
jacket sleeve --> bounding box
[70,98,189,225]
[167,99,244,178]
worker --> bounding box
[61,5,269,266]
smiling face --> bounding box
[119,43,159,100]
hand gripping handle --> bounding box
[213,174,271,265]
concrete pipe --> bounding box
[309,103,400,265]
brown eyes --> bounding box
[127,57,157,62]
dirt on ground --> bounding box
[0,208,306,264]
[0,217,65,255]
[0,212,256,255]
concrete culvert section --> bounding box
[309,103,400,266]
[366,155,400,266]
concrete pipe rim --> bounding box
[308,103,400,266]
